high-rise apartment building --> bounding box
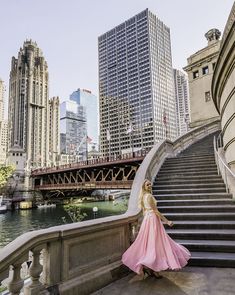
[0,79,5,122]
[98,9,177,156]
[49,96,60,166]
[0,79,8,165]
[173,69,190,136]
[183,29,220,128]
[60,100,87,161]
[8,40,50,174]
[70,88,99,150]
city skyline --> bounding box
[0,0,233,118]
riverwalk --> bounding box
[92,267,235,295]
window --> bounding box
[202,66,209,75]
[205,91,211,102]
[193,71,199,79]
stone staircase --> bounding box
[154,133,235,267]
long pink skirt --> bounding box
[122,212,191,274]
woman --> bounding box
[122,179,191,282]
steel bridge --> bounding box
[31,150,149,196]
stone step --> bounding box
[155,175,222,181]
[176,153,215,160]
[164,212,235,221]
[153,183,225,189]
[155,193,232,200]
[166,153,215,163]
[159,167,218,173]
[158,170,218,177]
[158,199,234,207]
[165,220,235,230]
[163,163,216,169]
[155,188,226,194]
[188,251,235,267]
[159,205,235,213]
[155,179,224,185]
[166,229,235,241]
[167,155,215,162]
[176,239,235,253]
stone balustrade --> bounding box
[0,119,221,295]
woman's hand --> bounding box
[167,220,174,227]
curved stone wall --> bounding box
[212,2,235,172]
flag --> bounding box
[126,124,133,134]
[106,129,111,141]
[86,136,92,144]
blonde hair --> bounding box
[138,179,151,209]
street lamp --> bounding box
[93,206,98,219]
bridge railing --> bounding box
[31,148,150,176]
[0,119,221,295]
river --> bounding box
[0,198,128,248]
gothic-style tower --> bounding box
[8,40,50,176]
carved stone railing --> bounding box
[0,119,220,295]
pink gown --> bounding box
[122,193,191,274]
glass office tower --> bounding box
[98,9,177,156]
[60,100,87,160]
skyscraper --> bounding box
[173,69,190,136]
[0,79,5,122]
[98,9,177,156]
[70,88,99,150]
[0,79,8,165]
[60,100,87,161]
[49,96,60,166]
[8,40,50,174]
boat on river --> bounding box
[0,196,7,214]
[37,203,56,209]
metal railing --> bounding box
[213,134,235,193]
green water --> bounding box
[0,198,128,248]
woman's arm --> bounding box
[147,195,174,226]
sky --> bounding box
[0,0,234,114]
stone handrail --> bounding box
[0,119,221,295]
[213,135,235,198]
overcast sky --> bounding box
[0,0,234,111]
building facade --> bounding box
[0,79,8,165]
[70,88,99,150]
[173,69,190,136]
[98,9,177,156]
[184,29,221,128]
[8,40,50,175]
[49,96,60,166]
[212,3,235,174]
[60,100,87,161]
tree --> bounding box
[62,204,87,223]
[0,166,15,189]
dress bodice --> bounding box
[143,193,157,211]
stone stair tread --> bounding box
[156,188,226,193]
[156,175,221,179]
[165,212,235,217]
[154,183,224,188]
[176,239,235,246]
[155,193,232,197]
[157,198,233,203]
[190,251,235,260]
[176,154,215,159]
[166,229,235,234]
[172,221,235,225]
[160,204,235,209]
